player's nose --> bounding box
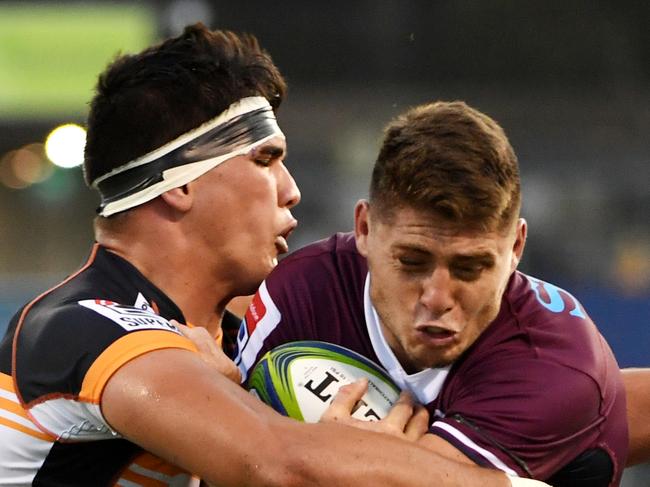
[278,162,301,209]
[420,268,454,316]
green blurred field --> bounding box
[0,3,155,119]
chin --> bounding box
[404,353,445,372]
[419,350,461,369]
[253,255,276,276]
[431,357,457,368]
[407,341,452,367]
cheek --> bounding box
[372,272,420,322]
[370,261,400,295]
[467,283,503,331]
[460,279,499,317]
[370,267,396,304]
[232,191,274,229]
[247,176,277,202]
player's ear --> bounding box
[354,200,371,257]
[510,218,527,272]
[160,184,193,213]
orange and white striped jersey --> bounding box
[0,245,200,486]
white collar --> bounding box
[363,273,450,404]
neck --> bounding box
[95,213,230,338]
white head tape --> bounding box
[92,96,283,217]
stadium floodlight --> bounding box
[45,124,86,169]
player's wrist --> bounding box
[508,476,551,487]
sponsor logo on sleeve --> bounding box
[78,293,181,333]
[245,292,267,336]
[235,281,282,380]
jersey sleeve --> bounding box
[429,353,607,480]
[13,301,197,440]
[234,276,311,384]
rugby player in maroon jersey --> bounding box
[236,101,649,486]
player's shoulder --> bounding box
[16,294,131,364]
[16,266,180,359]
[506,271,590,325]
[282,232,360,262]
[259,232,367,321]
[447,342,605,438]
[16,269,104,339]
[14,275,184,403]
[496,271,619,386]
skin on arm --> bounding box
[623,368,650,466]
[418,427,552,486]
[102,348,514,487]
[322,380,550,487]
[419,433,478,464]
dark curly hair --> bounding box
[84,23,286,186]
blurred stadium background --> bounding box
[0,1,648,483]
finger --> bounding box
[218,358,242,383]
[198,341,241,383]
[173,321,191,336]
[169,320,200,345]
[320,379,368,422]
[403,403,430,441]
[168,320,240,383]
[177,326,192,338]
[227,363,242,383]
[382,391,415,428]
[180,326,217,354]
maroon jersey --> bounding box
[235,232,628,486]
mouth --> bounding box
[415,324,458,346]
[275,220,298,255]
[275,235,289,255]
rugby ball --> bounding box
[247,341,400,423]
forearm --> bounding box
[267,420,511,487]
[232,380,511,486]
[103,349,512,487]
[184,394,512,486]
[417,434,550,487]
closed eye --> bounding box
[397,257,433,275]
[451,261,494,281]
[453,266,482,280]
[254,157,273,166]
[252,144,286,167]
[450,253,495,281]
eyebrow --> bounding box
[393,245,496,263]
[451,252,496,265]
[254,143,287,159]
[392,244,430,255]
